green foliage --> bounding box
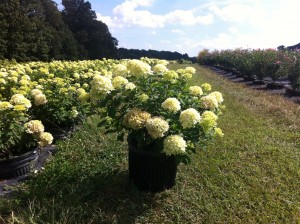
[199,48,300,90]
[62,0,118,59]
[1,65,300,223]
[0,105,36,159]
[0,0,119,61]
[289,55,300,91]
[0,0,79,61]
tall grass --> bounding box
[1,64,300,223]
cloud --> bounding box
[96,0,214,29]
[161,40,171,44]
[165,10,213,26]
[209,4,255,23]
[171,29,183,34]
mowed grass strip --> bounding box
[1,64,300,223]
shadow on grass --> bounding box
[9,168,156,223]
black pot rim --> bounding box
[0,149,38,166]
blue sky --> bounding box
[55,0,300,57]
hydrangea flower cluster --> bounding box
[201,94,219,110]
[10,94,32,109]
[163,135,187,156]
[123,108,151,130]
[153,64,168,74]
[112,76,129,89]
[161,98,181,113]
[24,120,53,147]
[189,86,203,96]
[146,117,169,139]
[179,108,201,129]
[127,59,151,77]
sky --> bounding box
[55,0,300,57]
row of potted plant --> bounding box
[0,58,223,189]
[197,48,300,93]
[0,58,225,191]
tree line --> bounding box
[0,0,195,62]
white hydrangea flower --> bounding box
[125,82,136,90]
[112,76,129,89]
[153,64,168,74]
[201,83,212,92]
[189,86,203,96]
[31,89,43,96]
[201,95,218,110]
[213,127,224,138]
[163,135,187,156]
[162,70,178,82]
[179,108,201,129]
[34,93,47,106]
[0,101,13,110]
[123,108,151,130]
[209,91,224,104]
[112,64,128,77]
[10,94,32,109]
[200,111,218,133]
[90,74,114,96]
[161,98,181,113]
[38,132,54,147]
[127,59,151,77]
[184,67,196,74]
[24,120,44,134]
[146,117,169,139]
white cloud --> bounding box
[96,13,115,27]
[161,40,171,44]
[97,0,214,29]
[164,10,213,26]
[171,29,183,34]
[209,4,254,23]
[228,27,238,34]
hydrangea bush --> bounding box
[92,59,225,164]
[0,94,53,159]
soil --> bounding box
[208,66,300,104]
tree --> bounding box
[42,0,79,60]
[62,0,118,59]
[0,0,79,61]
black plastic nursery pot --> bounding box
[266,82,284,90]
[286,88,300,97]
[243,76,256,82]
[252,80,266,85]
[0,150,38,180]
[128,137,177,192]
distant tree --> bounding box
[277,45,286,51]
[116,48,196,63]
[62,0,118,59]
[287,43,300,51]
[0,0,79,61]
[1,0,58,61]
[0,3,8,59]
[42,0,79,60]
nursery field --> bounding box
[1,64,300,223]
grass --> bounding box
[1,64,300,223]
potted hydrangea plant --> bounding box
[91,59,225,192]
[0,93,53,179]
